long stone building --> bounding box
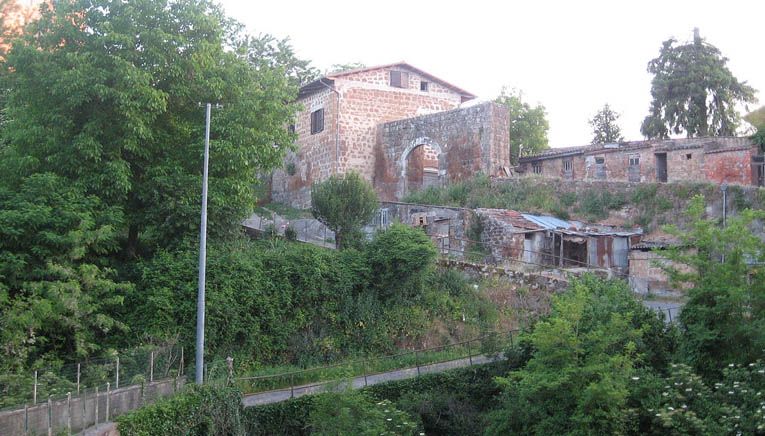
[271,62,511,207]
[517,137,764,186]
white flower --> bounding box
[631,376,640,381]
[685,388,692,392]
[662,392,669,396]
[730,363,735,367]
[668,407,675,411]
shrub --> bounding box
[366,224,438,301]
[311,171,378,249]
[117,385,245,436]
[284,226,297,241]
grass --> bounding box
[254,202,313,220]
[230,333,512,395]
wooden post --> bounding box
[179,347,184,376]
[468,340,473,365]
[559,233,564,267]
[290,373,294,398]
[415,351,420,376]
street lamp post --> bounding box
[196,103,212,385]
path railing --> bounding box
[231,330,516,399]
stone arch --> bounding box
[398,137,446,198]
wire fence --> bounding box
[230,330,516,400]
[0,344,185,435]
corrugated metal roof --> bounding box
[521,213,577,230]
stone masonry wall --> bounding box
[520,137,759,187]
[335,66,463,181]
[271,88,338,208]
[375,102,510,200]
[273,66,466,207]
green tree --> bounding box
[589,103,624,144]
[663,195,765,379]
[311,171,379,249]
[641,29,757,139]
[327,62,366,74]
[495,87,549,162]
[366,224,438,301]
[486,276,674,435]
[744,105,765,150]
[0,173,130,371]
[1,0,304,255]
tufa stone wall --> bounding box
[375,102,510,200]
[273,65,466,207]
[519,137,760,186]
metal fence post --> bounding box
[363,360,369,387]
[76,364,81,395]
[67,392,72,435]
[415,351,420,376]
[290,373,294,398]
[106,382,110,422]
[94,386,99,427]
[24,404,28,435]
[150,351,154,383]
[140,380,145,406]
[668,308,673,323]
[47,395,52,436]
[115,356,120,389]
[179,346,184,376]
[467,340,473,365]
[33,370,38,405]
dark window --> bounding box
[532,163,542,174]
[390,71,409,88]
[310,109,324,135]
[595,157,605,164]
[595,156,606,179]
[420,81,429,91]
[629,155,639,166]
[686,153,692,160]
[563,159,573,171]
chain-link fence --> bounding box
[0,344,185,435]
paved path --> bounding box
[242,353,501,407]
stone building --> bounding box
[517,137,764,186]
[271,62,511,207]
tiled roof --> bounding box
[298,62,476,100]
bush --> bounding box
[118,385,245,436]
[311,171,378,249]
[366,224,438,301]
[284,226,297,241]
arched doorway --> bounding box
[405,143,439,193]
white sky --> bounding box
[219,0,763,148]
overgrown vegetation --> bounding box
[403,174,761,231]
[311,171,379,249]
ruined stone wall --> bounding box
[703,147,756,185]
[376,102,511,200]
[271,88,338,208]
[521,137,758,186]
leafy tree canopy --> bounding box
[311,171,379,249]
[495,87,549,162]
[327,62,367,75]
[0,0,307,255]
[641,29,757,139]
[744,105,765,149]
[589,103,624,144]
[663,195,765,379]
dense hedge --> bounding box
[244,360,514,436]
[117,385,245,436]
